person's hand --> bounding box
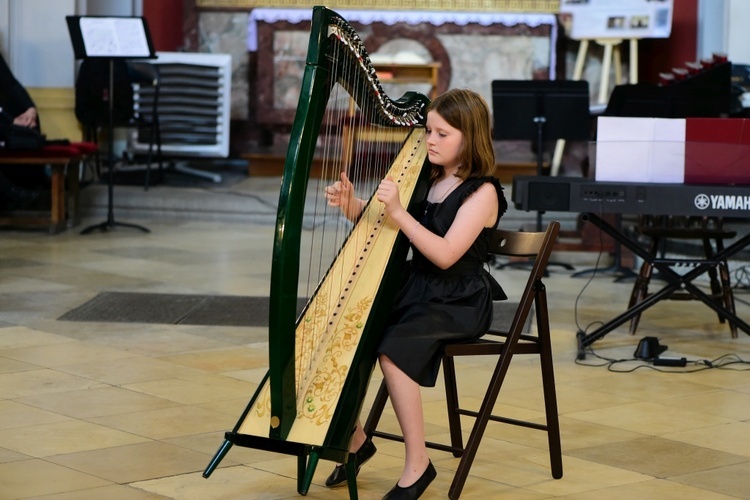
[13,107,37,128]
[376,176,403,217]
[325,171,354,209]
[325,172,361,220]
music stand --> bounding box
[492,80,590,270]
[67,16,156,234]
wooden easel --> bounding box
[576,38,639,103]
[551,37,640,175]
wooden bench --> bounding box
[0,142,96,234]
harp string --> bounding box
[293,43,343,392]
[294,37,404,394]
[225,7,430,449]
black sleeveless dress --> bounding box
[377,176,509,387]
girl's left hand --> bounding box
[376,176,402,216]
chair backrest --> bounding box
[489,221,560,336]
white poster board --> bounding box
[595,116,685,184]
[560,0,673,40]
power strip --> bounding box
[654,357,688,367]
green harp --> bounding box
[203,6,431,498]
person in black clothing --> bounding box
[0,53,38,130]
[323,88,507,499]
[0,52,43,210]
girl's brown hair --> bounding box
[427,88,496,181]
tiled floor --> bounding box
[1,205,749,499]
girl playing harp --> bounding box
[203,7,506,499]
[325,88,508,499]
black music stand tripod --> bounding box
[67,16,156,234]
[491,80,590,270]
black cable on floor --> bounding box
[575,347,750,373]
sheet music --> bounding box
[79,17,151,57]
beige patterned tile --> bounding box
[57,355,203,386]
[221,366,272,386]
[57,324,237,357]
[0,325,73,349]
[0,446,29,464]
[0,459,111,498]
[506,383,639,415]
[558,416,648,450]
[16,386,178,419]
[471,450,649,496]
[1,341,135,369]
[564,372,718,401]
[88,406,232,441]
[551,478,739,499]
[566,436,747,478]
[0,356,38,374]
[159,346,271,373]
[48,441,212,484]
[0,276,72,293]
[0,420,149,457]
[0,400,70,430]
[163,431,270,466]
[0,368,103,399]
[194,396,256,417]
[663,422,750,458]
[22,484,174,499]
[665,389,750,420]
[679,366,750,390]
[133,464,325,500]
[671,460,750,498]
[122,377,253,406]
[566,401,732,435]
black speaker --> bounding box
[75,59,135,126]
[527,180,571,212]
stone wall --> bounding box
[190,11,568,147]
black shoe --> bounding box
[325,437,377,488]
[382,460,436,500]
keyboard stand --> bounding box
[576,212,750,359]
